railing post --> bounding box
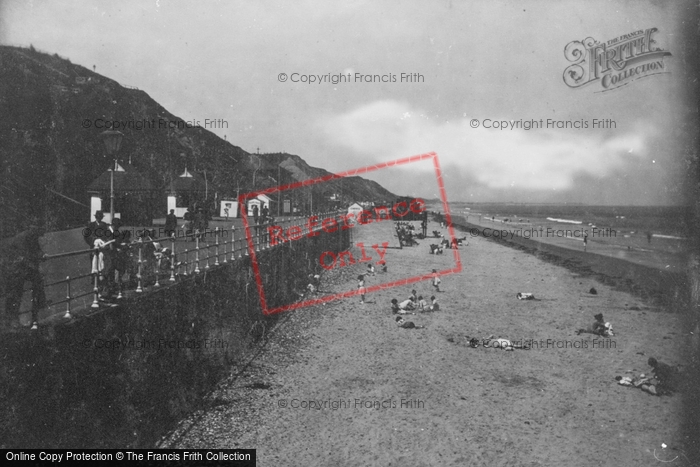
[195,237,201,273]
[136,244,143,292]
[117,266,123,299]
[170,236,176,281]
[64,276,72,318]
[221,228,227,263]
[183,248,189,276]
[231,226,238,261]
[255,221,261,252]
[154,243,160,288]
[214,227,220,266]
[205,236,211,270]
[91,271,99,308]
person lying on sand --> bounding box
[395,316,424,329]
[468,335,530,350]
[615,358,681,396]
[391,298,415,315]
[616,374,658,395]
[575,313,613,337]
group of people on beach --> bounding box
[395,222,420,247]
[387,270,442,329]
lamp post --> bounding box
[277,163,281,218]
[101,130,124,223]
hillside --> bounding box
[0,45,397,236]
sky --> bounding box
[1,0,697,205]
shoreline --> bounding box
[449,218,688,310]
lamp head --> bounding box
[100,130,124,155]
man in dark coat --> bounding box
[164,209,178,238]
[1,225,47,329]
[193,207,207,241]
[109,217,131,297]
[252,204,259,224]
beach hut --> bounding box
[247,194,272,216]
[347,202,363,219]
[219,199,239,218]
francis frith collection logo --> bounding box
[563,28,671,92]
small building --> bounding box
[219,200,239,218]
[247,194,272,216]
[87,162,156,224]
[167,168,205,218]
[347,202,363,218]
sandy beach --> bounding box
[160,218,690,465]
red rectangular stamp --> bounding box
[239,152,462,315]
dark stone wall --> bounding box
[0,227,350,448]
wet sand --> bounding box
[160,219,690,466]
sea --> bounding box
[442,203,689,239]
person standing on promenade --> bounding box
[252,204,259,225]
[583,233,588,252]
[85,210,109,272]
[98,219,122,299]
[252,204,260,240]
[84,210,108,248]
[110,217,131,297]
[194,207,207,242]
[1,224,47,329]
[165,209,178,238]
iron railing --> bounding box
[3,212,342,327]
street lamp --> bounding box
[101,130,124,223]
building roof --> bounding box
[87,163,154,192]
[169,168,205,192]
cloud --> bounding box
[319,100,651,192]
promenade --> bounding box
[3,216,317,329]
